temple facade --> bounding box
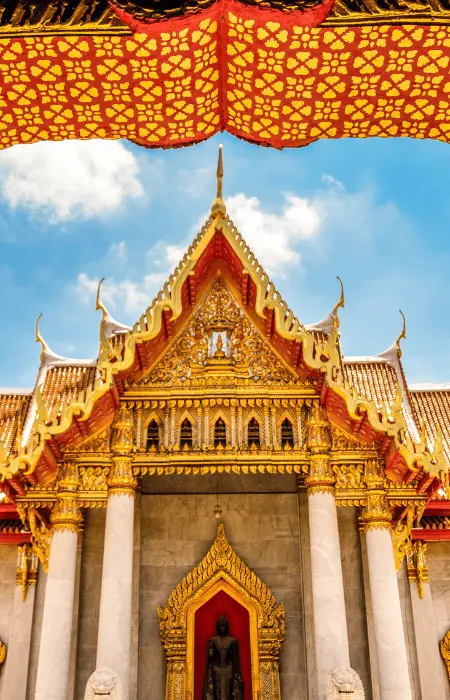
[1,156,450,700]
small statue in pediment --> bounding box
[203,615,244,700]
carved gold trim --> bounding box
[16,543,38,602]
[441,629,450,682]
[0,638,5,669]
[158,524,284,700]
[407,541,430,599]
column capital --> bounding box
[407,540,430,599]
[51,461,82,534]
[305,403,334,495]
[360,459,392,532]
[110,404,136,496]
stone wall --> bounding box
[139,493,307,700]
[337,507,372,699]
[427,541,450,699]
[0,544,17,697]
[74,508,106,700]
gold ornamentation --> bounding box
[51,461,82,534]
[158,523,284,700]
[0,638,6,668]
[141,281,299,388]
[306,403,334,494]
[407,541,430,599]
[26,507,51,572]
[79,466,109,491]
[392,503,416,571]
[110,404,136,495]
[16,543,38,602]
[0,1,125,36]
[441,629,450,682]
[334,463,364,490]
[360,459,392,531]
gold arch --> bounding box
[158,524,284,700]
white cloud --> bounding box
[75,240,185,315]
[225,192,321,277]
[0,140,143,223]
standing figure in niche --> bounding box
[203,614,244,700]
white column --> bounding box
[306,403,350,700]
[1,547,37,700]
[308,490,350,697]
[407,541,445,700]
[96,492,135,700]
[365,528,412,700]
[96,405,136,700]
[34,530,79,700]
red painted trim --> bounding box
[423,501,450,517]
[0,533,31,545]
[412,529,450,542]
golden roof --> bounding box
[0,391,32,455]
[410,388,450,463]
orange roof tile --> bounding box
[42,365,97,419]
[410,389,450,463]
[0,392,32,454]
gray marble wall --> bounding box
[427,542,450,699]
[139,493,307,700]
[0,545,17,697]
[74,508,106,700]
[337,507,372,698]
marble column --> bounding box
[407,541,445,700]
[362,460,412,700]
[1,545,38,700]
[306,403,350,699]
[34,463,82,700]
[96,405,136,700]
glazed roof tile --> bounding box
[41,364,97,419]
[0,392,32,454]
[410,388,450,462]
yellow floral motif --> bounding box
[349,75,380,98]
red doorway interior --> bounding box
[194,589,253,700]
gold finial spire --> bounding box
[96,277,108,321]
[332,276,345,316]
[211,145,226,217]
[395,310,407,357]
[35,313,49,363]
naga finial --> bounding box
[96,277,108,321]
[35,313,49,363]
[331,276,345,317]
[211,145,226,218]
[395,310,407,357]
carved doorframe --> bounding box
[158,524,284,700]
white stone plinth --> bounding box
[410,581,445,700]
[308,491,350,699]
[96,493,135,700]
[365,528,412,700]
[2,583,36,700]
[34,530,79,700]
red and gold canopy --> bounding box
[1,0,450,149]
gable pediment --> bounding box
[130,280,313,389]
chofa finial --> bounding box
[35,313,49,363]
[96,278,108,321]
[332,276,345,316]
[396,310,407,357]
[211,145,226,218]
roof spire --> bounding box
[331,276,345,317]
[96,277,108,321]
[211,144,226,218]
[395,310,407,357]
[35,313,49,364]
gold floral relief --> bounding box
[141,280,299,387]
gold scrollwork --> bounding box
[158,523,284,700]
[407,540,430,599]
[441,629,450,682]
[360,459,392,531]
[16,543,38,601]
[0,637,6,669]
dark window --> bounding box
[214,418,227,447]
[281,418,294,447]
[180,418,193,449]
[248,418,260,447]
[146,419,159,449]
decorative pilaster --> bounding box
[407,542,445,700]
[264,406,270,447]
[96,404,136,700]
[237,405,243,448]
[271,406,277,449]
[35,462,81,700]
[361,459,412,700]
[203,403,210,448]
[1,545,38,700]
[305,403,350,700]
[197,404,202,448]
[230,404,236,448]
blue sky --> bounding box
[1,133,449,389]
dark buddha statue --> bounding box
[203,614,244,700]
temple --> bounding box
[0,152,450,700]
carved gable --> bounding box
[135,280,311,388]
